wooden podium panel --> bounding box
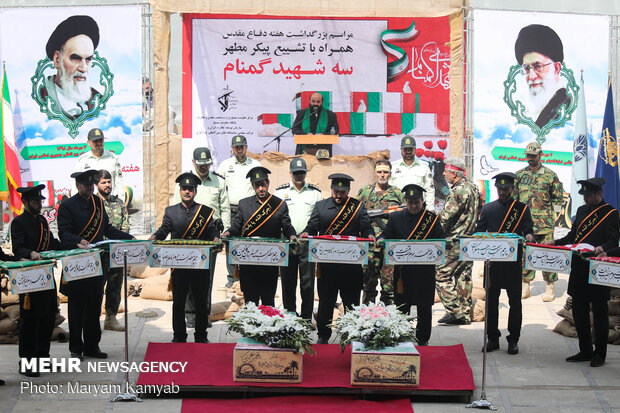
[294,134,339,144]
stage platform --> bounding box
[137,343,474,400]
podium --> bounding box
[294,134,339,156]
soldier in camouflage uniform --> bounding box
[436,158,481,325]
[513,142,564,301]
[357,160,404,305]
[96,170,130,331]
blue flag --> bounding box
[594,82,620,210]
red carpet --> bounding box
[182,395,413,413]
[138,343,474,392]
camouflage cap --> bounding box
[525,141,542,155]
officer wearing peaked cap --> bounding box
[222,166,296,306]
[58,170,134,360]
[545,177,619,367]
[382,184,445,345]
[217,135,263,288]
[301,173,374,343]
[475,172,534,356]
[274,158,323,322]
[390,136,435,210]
[12,184,83,377]
[150,172,220,343]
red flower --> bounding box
[259,305,284,317]
[437,139,448,150]
[423,140,433,149]
[424,150,431,158]
[433,152,445,161]
[416,148,425,158]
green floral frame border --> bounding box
[30,51,114,138]
[503,63,579,144]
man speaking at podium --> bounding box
[293,92,339,157]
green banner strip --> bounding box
[277,114,292,128]
[401,113,415,134]
[350,112,365,135]
[368,92,382,112]
[21,142,125,161]
[491,146,573,166]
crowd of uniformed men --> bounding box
[1,129,619,383]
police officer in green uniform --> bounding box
[357,159,404,305]
[513,141,564,301]
[274,158,323,322]
[95,169,129,332]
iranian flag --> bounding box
[0,67,23,215]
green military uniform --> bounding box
[100,194,129,317]
[436,178,481,323]
[357,184,404,305]
[513,165,564,282]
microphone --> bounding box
[312,106,319,115]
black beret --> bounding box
[514,24,563,65]
[577,178,605,195]
[71,169,99,185]
[16,184,46,201]
[46,15,100,60]
[246,166,271,183]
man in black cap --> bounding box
[221,166,296,306]
[75,128,125,201]
[382,184,445,346]
[174,147,230,328]
[41,15,101,119]
[58,169,134,360]
[475,172,534,355]
[543,178,619,367]
[11,185,84,376]
[301,173,374,343]
[514,24,571,128]
[274,158,323,322]
[292,92,339,156]
[150,172,220,343]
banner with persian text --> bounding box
[0,6,143,212]
[472,10,608,223]
[182,14,454,169]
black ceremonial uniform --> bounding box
[153,202,219,343]
[475,198,534,345]
[11,210,73,361]
[303,197,373,341]
[382,209,445,344]
[555,200,619,360]
[58,194,132,356]
[227,194,296,306]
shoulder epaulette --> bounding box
[276,183,290,190]
[307,183,321,191]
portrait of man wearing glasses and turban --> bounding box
[514,24,572,128]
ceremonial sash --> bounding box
[182,204,215,240]
[498,200,527,234]
[241,194,284,237]
[575,203,616,244]
[37,218,51,252]
[406,210,440,240]
[301,107,328,134]
[78,195,104,243]
[325,197,362,236]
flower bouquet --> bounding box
[332,303,417,352]
[227,302,315,355]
